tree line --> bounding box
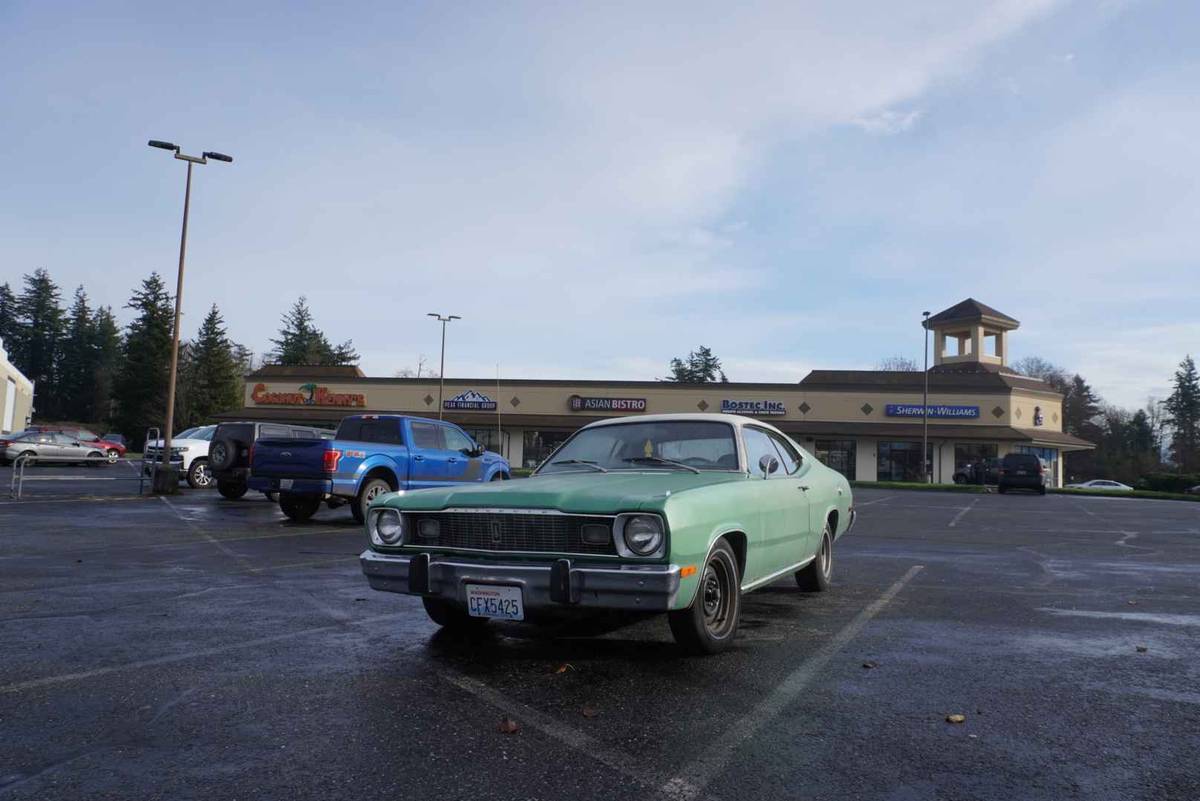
[0,270,358,448]
[1012,355,1200,483]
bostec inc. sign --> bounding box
[443,389,498,411]
[569,395,647,412]
[885,404,980,419]
[720,399,786,416]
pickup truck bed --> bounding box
[249,414,510,523]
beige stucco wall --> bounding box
[0,343,35,434]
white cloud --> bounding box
[853,109,924,135]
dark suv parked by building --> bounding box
[998,453,1048,495]
[208,422,331,500]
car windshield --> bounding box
[176,426,216,441]
[537,420,739,474]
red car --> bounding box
[43,428,127,463]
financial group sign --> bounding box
[885,404,980,419]
[443,389,498,411]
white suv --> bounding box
[144,425,218,488]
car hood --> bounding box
[383,470,746,515]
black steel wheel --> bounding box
[668,539,741,655]
[217,480,248,500]
[796,522,834,592]
[209,438,238,471]
[279,491,322,522]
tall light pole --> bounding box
[148,140,232,492]
[921,310,931,484]
[427,313,460,419]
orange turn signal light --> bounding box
[680,565,698,578]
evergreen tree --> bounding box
[14,269,66,418]
[269,297,358,366]
[58,287,96,422]
[665,346,728,383]
[91,306,123,428]
[1163,355,1200,471]
[181,305,244,426]
[114,274,175,448]
[0,282,18,353]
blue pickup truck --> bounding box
[249,414,510,522]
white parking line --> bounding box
[444,672,715,801]
[661,564,925,800]
[948,498,979,528]
[854,495,894,506]
[0,612,408,695]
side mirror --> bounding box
[758,454,779,478]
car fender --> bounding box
[353,455,403,491]
[482,460,511,481]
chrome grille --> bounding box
[407,512,616,556]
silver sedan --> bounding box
[2,432,110,466]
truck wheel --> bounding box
[186,459,213,489]
[353,477,394,524]
[279,492,322,522]
[86,451,106,467]
[668,539,741,655]
[796,523,834,592]
[422,598,486,631]
[106,449,121,464]
[217,480,247,500]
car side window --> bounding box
[410,422,443,450]
[361,420,403,445]
[442,427,473,453]
[260,424,290,439]
[289,428,315,439]
[743,428,782,476]
[766,431,803,474]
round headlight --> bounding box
[374,509,403,545]
[623,515,663,556]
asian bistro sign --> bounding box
[569,395,647,412]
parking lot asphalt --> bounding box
[2,476,1199,801]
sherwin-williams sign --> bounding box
[569,395,647,412]
[251,383,365,407]
[720,399,786,416]
[444,389,498,411]
[885,404,980,419]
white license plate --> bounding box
[465,584,524,620]
[278,479,293,490]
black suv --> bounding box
[209,422,331,500]
[998,453,1048,495]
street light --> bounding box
[427,313,461,419]
[147,139,232,493]
[921,310,931,484]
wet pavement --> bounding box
[2,476,1199,800]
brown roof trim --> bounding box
[798,369,1059,396]
[925,298,1019,329]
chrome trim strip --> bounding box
[740,556,816,593]
[419,507,616,518]
[396,545,623,559]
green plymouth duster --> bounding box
[359,413,855,653]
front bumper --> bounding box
[360,550,682,612]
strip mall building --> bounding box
[220,300,1094,486]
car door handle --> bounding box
[448,457,458,463]
[798,485,810,491]
[413,455,424,461]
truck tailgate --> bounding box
[252,439,331,480]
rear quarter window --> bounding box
[216,424,255,444]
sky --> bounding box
[2,0,1197,409]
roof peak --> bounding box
[926,298,1019,329]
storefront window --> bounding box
[877,441,933,482]
[814,440,856,479]
[1015,445,1059,487]
[954,443,997,473]
[464,428,511,460]
[523,430,573,469]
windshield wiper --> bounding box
[548,459,608,473]
[622,456,700,474]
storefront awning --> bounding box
[776,420,1094,451]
